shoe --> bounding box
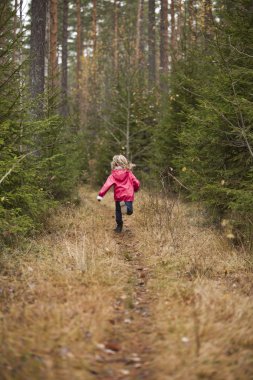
[120,201,127,214]
[114,224,123,233]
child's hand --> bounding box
[97,195,103,201]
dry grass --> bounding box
[135,191,253,380]
[1,187,253,380]
[0,187,130,380]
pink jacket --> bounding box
[98,169,140,201]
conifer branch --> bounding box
[0,145,56,186]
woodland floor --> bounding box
[1,187,253,380]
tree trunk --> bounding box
[20,0,23,44]
[171,0,176,60]
[113,0,119,75]
[148,0,156,86]
[204,0,213,43]
[76,0,81,112]
[45,0,50,79]
[92,0,97,56]
[126,84,130,159]
[49,0,58,90]
[61,0,68,116]
[140,0,145,64]
[135,0,144,67]
[30,0,48,115]
[160,0,168,81]
[19,0,24,153]
[175,0,183,58]
[13,0,18,62]
[188,0,195,43]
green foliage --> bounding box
[92,84,157,185]
[0,4,85,245]
[2,0,253,250]
[150,0,253,245]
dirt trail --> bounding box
[90,200,155,380]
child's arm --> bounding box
[130,172,140,192]
[98,175,115,198]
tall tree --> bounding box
[188,0,195,43]
[19,0,23,61]
[61,0,68,116]
[176,0,183,48]
[148,0,156,86]
[76,0,81,113]
[13,0,18,62]
[30,0,48,114]
[49,0,58,90]
[113,0,119,75]
[171,0,176,52]
[92,0,97,55]
[135,0,144,67]
[204,0,213,43]
[19,0,24,153]
[139,0,145,64]
[160,0,169,83]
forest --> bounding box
[1,1,253,379]
[1,0,252,247]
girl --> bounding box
[97,155,140,233]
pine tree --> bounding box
[160,0,169,86]
[148,0,156,86]
[61,0,69,116]
[49,0,58,90]
[171,0,176,53]
[76,0,82,116]
[30,0,48,115]
[135,0,144,67]
[113,0,119,75]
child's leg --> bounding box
[115,201,123,227]
[125,201,133,215]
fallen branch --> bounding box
[163,171,190,191]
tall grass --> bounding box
[135,191,253,379]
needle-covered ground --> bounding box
[1,187,253,380]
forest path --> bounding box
[1,187,253,380]
[89,196,156,380]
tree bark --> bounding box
[160,0,168,81]
[148,0,156,86]
[171,0,176,61]
[92,0,97,55]
[135,0,144,67]
[140,0,145,63]
[204,0,213,43]
[175,0,183,58]
[188,0,195,43]
[13,0,18,62]
[19,0,24,153]
[49,0,58,90]
[61,0,68,116]
[30,0,48,115]
[113,0,119,75]
[177,0,182,38]
[126,84,130,159]
[76,0,81,112]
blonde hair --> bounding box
[111,155,135,170]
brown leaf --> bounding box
[105,341,121,352]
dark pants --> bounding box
[115,201,133,225]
